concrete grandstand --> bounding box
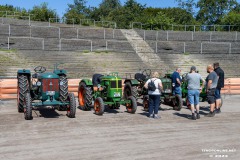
[0,17,239,78]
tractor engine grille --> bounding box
[111,80,122,88]
[42,79,59,92]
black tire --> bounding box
[67,93,76,118]
[126,96,137,114]
[17,75,29,113]
[78,82,92,111]
[173,94,182,111]
[94,97,105,115]
[143,95,149,111]
[24,93,33,120]
[59,76,68,102]
[124,82,138,99]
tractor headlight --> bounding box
[60,81,63,86]
[114,92,120,97]
[46,91,55,96]
[36,81,41,86]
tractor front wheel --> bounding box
[124,82,137,99]
[126,96,137,114]
[78,82,92,111]
[24,93,32,120]
[59,76,68,102]
[143,95,149,111]
[17,75,29,113]
[66,93,76,118]
[173,95,182,111]
[94,97,105,115]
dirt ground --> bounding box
[0,95,239,160]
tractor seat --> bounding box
[134,73,146,82]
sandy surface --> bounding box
[0,95,239,160]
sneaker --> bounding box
[196,113,200,119]
[148,114,154,118]
[191,113,196,120]
[215,108,221,114]
[154,114,161,119]
[205,111,215,117]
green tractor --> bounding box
[160,73,182,111]
[17,64,76,120]
[78,72,137,115]
[123,70,182,111]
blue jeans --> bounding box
[173,86,182,97]
[148,94,161,115]
[188,90,200,105]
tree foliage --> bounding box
[30,3,58,21]
[196,0,238,24]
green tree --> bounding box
[98,0,121,18]
[64,0,90,24]
[175,0,196,15]
[146,11,174,30]
[30,2,57,21]
[196,0,238,24]
[221,11,240,31]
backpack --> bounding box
[148,79,157,91]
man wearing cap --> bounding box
[185,66,205,120]
[171,68,182,97]
[205,65,218,117]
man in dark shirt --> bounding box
[171,68,182,97]
[205,65,218,117]
[213,62,224,114]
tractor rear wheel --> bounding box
[126,96,137,114]
[59,76,68,102]
[78,82,92,111]
[17,75,29,113]
[24,93,32,120]
[143,95,149,111]
[124,82,137,99]
[66,93,76,118]
[173,95,182,111]
[94,97,105,115]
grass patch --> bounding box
[0,48,17,53]
[83,50,90,53]
[183,52,190,55]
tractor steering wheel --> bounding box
[34,66,46,73]
[142,69,152,78]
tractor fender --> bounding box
[80,79,93,86]
[17,69,31,80]
[124,79,139,86]
[53,69,67,76]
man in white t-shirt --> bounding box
[144,72,163,119]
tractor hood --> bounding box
[101,75,122,81]
[38,72,59,79]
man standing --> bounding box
[213,62,224,113]
[172,68,182,97]
[186,66,205,120]
[205,65,218,117]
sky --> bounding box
[0,0,178,17]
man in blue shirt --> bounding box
[172,68,182,97]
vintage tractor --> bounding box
[17,64,76,120]
[123,70,182,111]
[181,73,223,109]
[78,72,137,115]
[160,74,182,111]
